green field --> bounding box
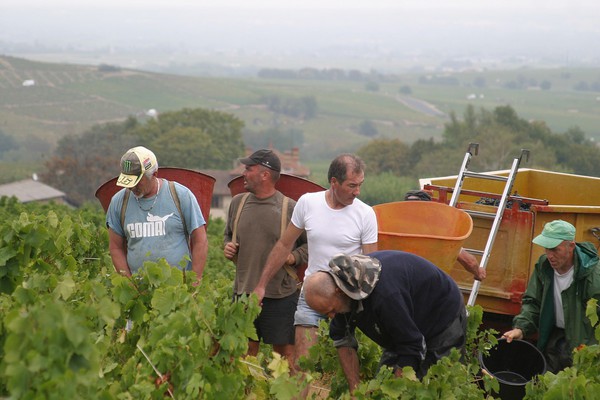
[1,55,600,164]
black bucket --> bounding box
[478,338,547,400]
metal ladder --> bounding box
[449,143,530,307]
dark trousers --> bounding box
[544,327,572,374]
[379,305,467,379]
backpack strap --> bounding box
[120,189,130,232]
[232,192,251,245]
[168,180,189,248]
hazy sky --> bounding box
[2,0,600,70]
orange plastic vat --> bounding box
[373,201,473,273]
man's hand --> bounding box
[502,328,523,343]
[285,253,296,266]
[474,267,487,281]
[253,286,266,305]
[223,242,238,260]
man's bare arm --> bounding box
[337,347,361,392]
[361,242,378,255]
[253,224,303,302]
[108,228,131,277]
[190,226,208,281]
[457,249,486,281]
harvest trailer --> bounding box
[375,145,600,328]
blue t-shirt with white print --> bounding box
[106,179,205,274]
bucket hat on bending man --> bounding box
[327,254,382,300]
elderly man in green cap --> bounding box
[503,219,600,373]
[303,250,466,390]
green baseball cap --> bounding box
[532,220,575,249]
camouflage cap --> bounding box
[327,254,382,300]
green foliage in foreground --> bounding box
[1,198,599,398]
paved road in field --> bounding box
[396,95,447,118]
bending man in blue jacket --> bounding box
[303,250,466,391]
[503,219,600,373]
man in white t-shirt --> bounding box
[253,153,378,372]
[503,219,600,373]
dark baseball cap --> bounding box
[239,149,281,172]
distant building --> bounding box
[0,179,68,205]
[200,169,235,220]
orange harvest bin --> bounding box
[373,201,473,273]
[227,173,325,201]
[95,167,215,224]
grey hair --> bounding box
[327,153,365,184]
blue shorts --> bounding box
[294,288,327,327]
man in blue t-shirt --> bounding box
[106,146,208,281]
[303,250,466,391]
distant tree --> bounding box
[359,172,417,205]
[540,80,552,90]
[257,69,298,79]
[411,147,467,179]
[399,85,412,94]
[133,108,245,169]
[348,70,364,81]
[564,126,586,144]
[301,97,318,119]
[356,138,410,176]
[41,117,139,206]
[152,126,213,169]
[427,104,600,177]
[0,130,18,157]
[406,138,438,172]
[573,81,589,91]
[42,108,245,205]
[260,95,318,119]
[443,105,479,148]
[473,76,486,88]
[323,68,346,80]
[97,64,121,73]
[358,120,378,137]
[365,81,379,92]
[298,67,319,79]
